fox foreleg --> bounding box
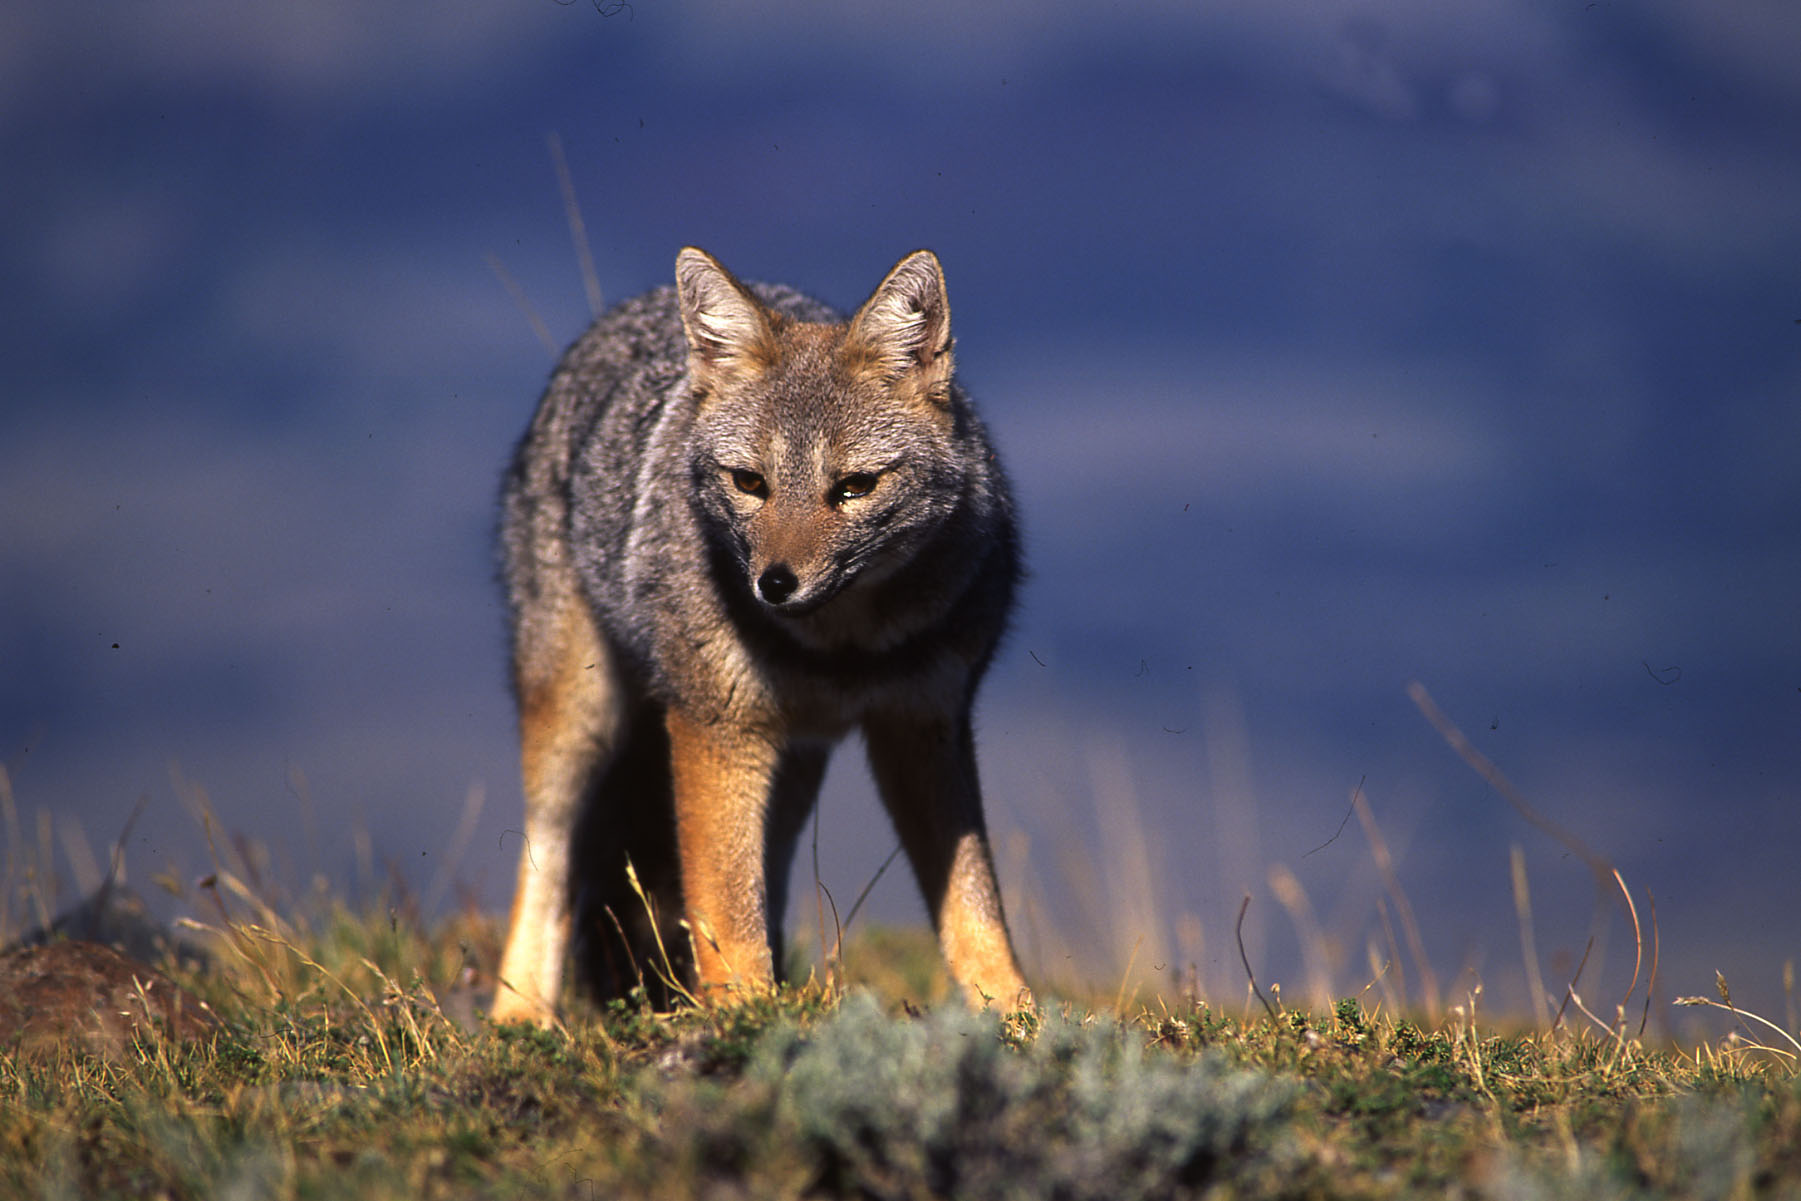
[666,707,783,999]
[863,711,1030,1010]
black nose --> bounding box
[757,565,798,605]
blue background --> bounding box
[4,2,1798,1027]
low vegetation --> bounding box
[5,701,1798,1201]
[2,893,1798,1201]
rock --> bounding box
[0,939,219,1060]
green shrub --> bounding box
[654,994,1297,1200]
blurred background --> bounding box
[4,2,1798,1028]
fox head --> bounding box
[675,247,976,619]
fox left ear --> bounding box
[676,247,776,394]
[847,250,953,402]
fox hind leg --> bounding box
[494,589,622,1025]
[566,703,692,1006]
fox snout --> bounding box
[750,556,842,614]
[740,496,848,614]
[755,564,799,605]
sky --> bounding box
[4,2,1799,1029]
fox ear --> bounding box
[847,250,953,401]
[675,247,774,383]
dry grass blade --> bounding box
[1675,976,1801,1062]
[1114,935,1145,1016]
[1268,863,1332,1012]
[1510,844,1552,1030]
[1409,680,1652,1018]
[625,859,699,1008]
[547,130,603,318]
[1638,889,1660,1039]
[1565,988,1630,1052]
[1613,869,1644,1012]
[816,878,844,990]
[812,806,830,985]
[827,844,905,977]
[1352,787,1439,1019]
[1553,938,1595,1031]
[1365,941,1400,1014]
[487,253,557,356]
[1236,895,1278,1019]
[840,845,904,936]
[600,902,646,995]
[1303,776,1363,858]
[1374,896,1408,1012]
[1408,682,1614,881]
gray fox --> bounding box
[492,247,1027,1021]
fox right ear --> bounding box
[675,248,774,384]
[846,249,954,404]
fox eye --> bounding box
[729,469,767,497]
[832,473,878,502]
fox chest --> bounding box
[639,598,967,739]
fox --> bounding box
[491,246,1029,1023]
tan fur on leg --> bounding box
[666,707,780,1000]
[493,592,618,1025]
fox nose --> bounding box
[756,564,798,605]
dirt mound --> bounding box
[0,939,219,1060]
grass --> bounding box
[3,890,1800,1201]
